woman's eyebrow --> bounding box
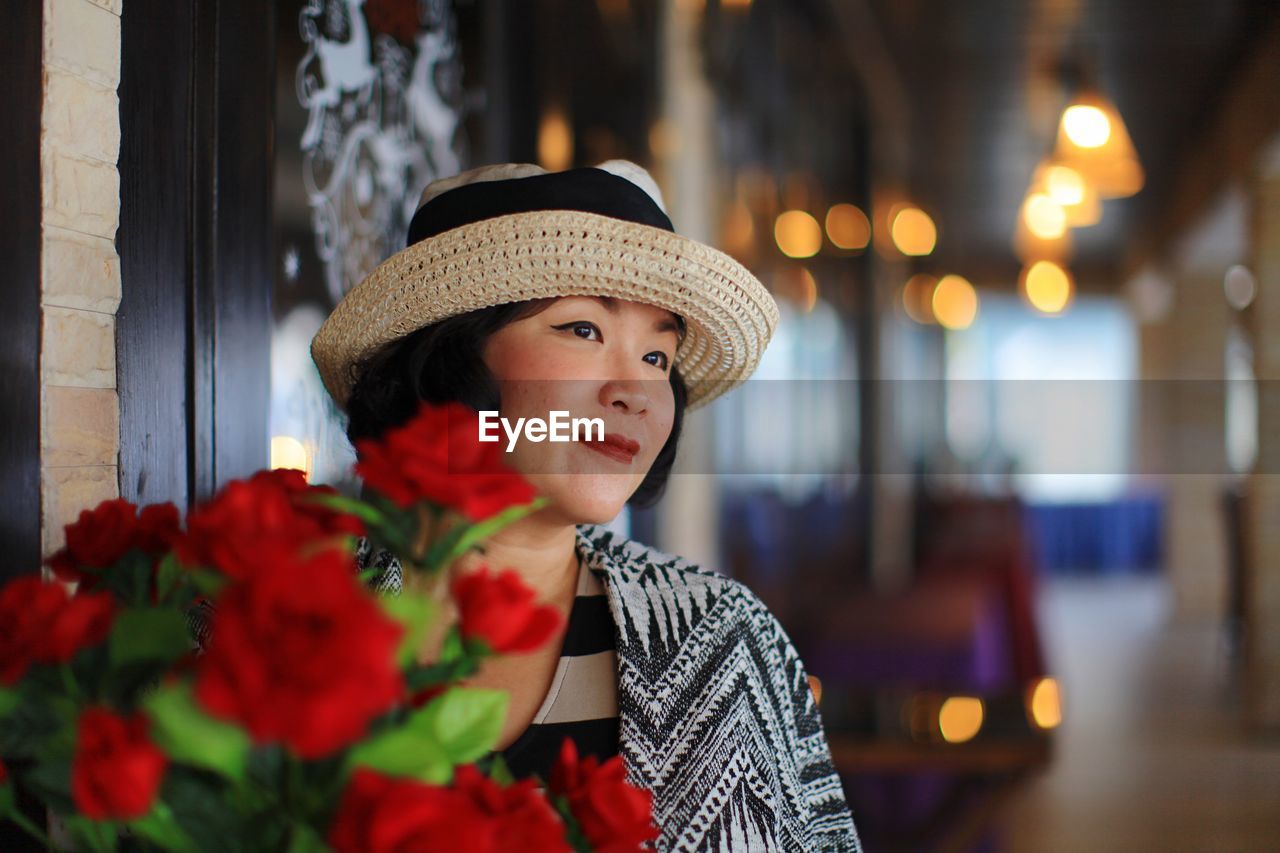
[588,295,681,335]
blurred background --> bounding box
[11,0,1280,849]
[268,2,1280,848]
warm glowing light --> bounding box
[902,274,937,325]
[1023,194,1067,239]
[1027,677,1063,730]
[774,210,822,258]
[775,267,819,312]
[1055,90,1144,198]
[1013,215,1074,263]
[939,696,984,743]
[1021,260,1074,315]
[1045,165,1086,206]
[538,108,573,172]
[932,275,978,330]
[825,203,871,250]
[1062,105,1111,148]
[722,0,752,8]
[891,207,937,256]
[271,435,310,479]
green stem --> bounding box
[5,807,50,847]
[60,665,81,701]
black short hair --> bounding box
[343,298,688,508]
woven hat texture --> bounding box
[310,160,779,412]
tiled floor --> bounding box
[994,575,1280,852]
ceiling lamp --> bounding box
[1022,193,1067,240]
[1031,160,1101,228]
[1020,260,1075,315]
[1013,210,1074,264]
[1054,88,1144,199]
[890,206,937,256]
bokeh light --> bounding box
[1021,260,1074,315]
[538,108,573,172]
[932,274,978,330]
[902,274,938,324]
[774,209,823,258]
[270,435,310,479]
[1023,193,1067,239]
[891,206,937,256]
[1224,264,1257,310]
[939,696,984,743]
[1062,104,1111,148]
[825,203,871,250]
[1027,677,1064,730]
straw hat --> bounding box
[310,159,779,412]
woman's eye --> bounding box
[645,352,671,371]
[554,321,601,341]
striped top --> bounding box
[499,553,621,781]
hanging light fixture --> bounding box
[1029,159,1101,227]
[1054,87,1143,199]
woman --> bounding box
[310,160,862,851]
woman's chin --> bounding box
[527,479,633,526]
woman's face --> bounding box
[481,295,681,525]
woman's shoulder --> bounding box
[573,522,751,596]
[573,522,786,639]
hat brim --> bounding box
[310,209,780,412]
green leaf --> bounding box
[184,568,230,598]
[0,686,20,718]
[419,687,508,765]
[63,814,119,853]
[345,722,452,785]
[154,552,186,605]
[379,594,438,667]
[100,550,153,606]
[487,752,515,786]
[127,801,199,853]
[285,820,329,853]
[142,682,250,782]
[438,497,548,568]
[110,607,191,668]
[299,492,389,527]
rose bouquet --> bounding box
[0,401,658,852]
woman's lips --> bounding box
[582,433,639,464]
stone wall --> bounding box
[39,0,123,561]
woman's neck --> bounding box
[452,511,581,611]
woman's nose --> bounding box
[600,377,651,414]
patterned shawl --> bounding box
[187,523,862,851]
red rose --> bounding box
[550,739,658,852]
[450,566,563,654]
[0,577,115,684]
[45,499,181,587]
[71,707,168,820]
[354,401,538,519]
[193,541,404,758]
[247,468,366,538]
[328,768,494,852]
[452,764,570,852]
[177,469,362,580]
